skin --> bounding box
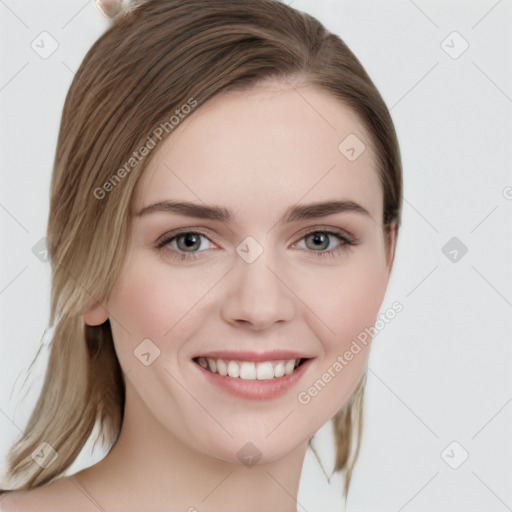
[96,0,124,18]
[3,79,397,511]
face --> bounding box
[84,79,396,465]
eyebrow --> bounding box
[134,199,371,223]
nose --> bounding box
[220,246,295,330]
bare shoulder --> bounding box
[0,476,99,512]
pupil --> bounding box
[180,234,200,251]
[309,232,328,250]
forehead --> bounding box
[132,80,383,225]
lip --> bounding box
[192,350,312,362]
[194,357,314,401]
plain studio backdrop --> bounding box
[0,1,511,511]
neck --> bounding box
[74,380,308,512]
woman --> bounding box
[0,0,402,510]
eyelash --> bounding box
[155,227,357,261]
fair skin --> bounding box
[2,80,397,511]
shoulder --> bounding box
[0,477,98,512]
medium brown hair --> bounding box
[2,0,402,502]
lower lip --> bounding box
[194,359,313,401]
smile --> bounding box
[193,357,307,381]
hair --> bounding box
[1,0,402,504]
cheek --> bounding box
[109,267,171,338]
[300,246,389,346]
[106,255,218,363]
[333,260,388,340]
[293,257,388,423]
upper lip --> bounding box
[193,350,313,362]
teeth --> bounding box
[227,361,240,378]
[256,362,273,380]
[196,357,302,380]
[240,362,256,380]
[217,359,227,376]
[274,362,285,378]
[285,360,296,374]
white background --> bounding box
[1,0,511,511]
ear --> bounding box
[81,301,109,326]
[385,223,399,276]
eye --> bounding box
[293,228,356,258]
[155,226,357,261]
[155,230,215,260]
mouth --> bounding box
[192,356,310,381]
